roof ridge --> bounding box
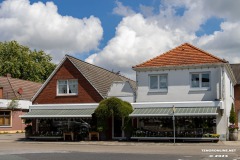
[184,43,227,63]
[66,54,119,75]
[0,76,42,85]
[133,43,227,68]
[66,54,135,82]
[6,76,18,98]
[133,43,186,68]
[118,74,135,82]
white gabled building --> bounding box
[130,43,236,141]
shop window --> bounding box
[0,111,11,126]
[133,117,216,138]
[149,74,168,91]
[57,79,78,95]
[191,72,210,89]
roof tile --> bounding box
[231,64,240,84]
[133,43,227,68]
[66,55,136,98]
[0,76,42,100]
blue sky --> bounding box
[27,0,164,59]
[0,0,240,79]
[31,0,222,51]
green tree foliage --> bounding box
[95,97,133,119]
[94,97,133,131]
[229,103,236,125]
[0,41,56,82]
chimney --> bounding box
[6,73,11,78]
[0,87,3,99]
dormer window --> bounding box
[191,72,210,89]
[57,79,78,95]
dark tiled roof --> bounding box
[67,55,136,98]
[231,64,240,84]
[0,76,42,100]
[133,43,227,68]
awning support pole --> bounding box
[173,105,176,144]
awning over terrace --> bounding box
[129,107,218,117]
[20,108,95,118]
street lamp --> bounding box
[172,105,176,144]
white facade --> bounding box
[107,81,135,103]
[134,64,235,140]
[136,67,221,102]
[0,99,32,109]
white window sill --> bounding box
[57,94,78,96]
[189,88,210,91]
[148,89,168,93]
[0,126,11,128]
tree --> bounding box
[0,41,56,82]
[229,103,236,125]
[95,97,133,119]
[94,97,133,132]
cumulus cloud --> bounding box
[113,1,135,17]
[86,14,196,79]
[86,0,240,80]
[198,22,240,61]
[0,0,103,62]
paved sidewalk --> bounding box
[0,133,240,146]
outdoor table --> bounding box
[64,132,74,141]
[89,132,99,141]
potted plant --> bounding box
[229,104,238,141]
[24,119,32,138]
[94,97,133,141]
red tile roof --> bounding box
[133,43,227,68]
[0,76,42,100]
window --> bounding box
[191,72,210,89]
[57,79,78,95]
[0,111,11,126]
[149,74,168,91]
[230,81,234,97]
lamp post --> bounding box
[172,105,176,144]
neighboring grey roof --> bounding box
[67,55,136,98]
[0,76,42,100]
[231,64,240,84]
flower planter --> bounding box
[229,129,238,141]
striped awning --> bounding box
[129,107,218,117]
[20,108,95,118]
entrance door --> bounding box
[113,117,123,138]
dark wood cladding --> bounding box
[234,84,240,127]
[33,58,103,104]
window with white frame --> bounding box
[57,79,78,95]
[0,111,11,126]
[191,72,210,89]
[149,74,168,91]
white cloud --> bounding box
[86,0,240,80]
[86,14,196,79]
[198,21,240,62]
[0,0,103,62]
[113,1,135,17]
